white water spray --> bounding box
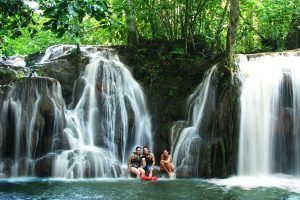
[40,46,153,178]
[0,45,153,178]
[237,52,300,176]
[39,45,76,63]
[0,78,64,177]
[171,66,217,177]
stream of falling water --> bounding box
[171,65,217,177]
[50,46,153,178]
[238,53,300,176]
[0,45,153,178]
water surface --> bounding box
[0,177,299,200]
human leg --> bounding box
[165,163,174,173]
[166,163,174,177]
[160,160,170,173]
[129,167,141,178]
[143,164,153,177]
[141,158,146,168]
[148,168,153,177]
[170,163,175,171]
[138,167,145,176]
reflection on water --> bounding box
[0,178,299,200]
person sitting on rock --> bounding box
[141,146,155,177]
[160,148,175,177]
[128,146,145,178]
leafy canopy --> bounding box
[1,0,300,56]
[0,0,37,38]
[37,0,110,37]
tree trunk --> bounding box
[226,0,239,71]
[173,4,179,40]
[179,4,185,39]
[125,0,139,47]
[148,0,157,39]
[215,0,230,51]
[184,0,191,53]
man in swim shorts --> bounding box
[128,146,145,178]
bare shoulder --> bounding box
[129,154,134,159]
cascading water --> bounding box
[0,45,153,178]
[171,66,217,177]
[0,78,65,177]
[0,55,26,67]
[52,47,153,178]
[237,52,300,176]
[39,45,76,63]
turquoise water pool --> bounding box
[0,176,299,200]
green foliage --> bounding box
[0,66,29,86]
[136,63,162,83]
[0,67,14,78]
[16,73,23,81]
[169,47,186,57]
[0,0,299,56]
[1,28,77,56]
[0,0,38,55]
[237,0,300,52]
[78,15,126,45]
[219,138,225,158]
[0,0,37,38]
[167,88,177,98]
[0,0,126,56]
[38,0,110,37]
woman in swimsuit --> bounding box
[160,148,175,177]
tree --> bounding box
[0,0,37,54]
[2,0,299,56]
[0,0,36,37]
[124,0,139,47]
[226,0,239,70]
[214,0,230,51]
[38,0,110,37]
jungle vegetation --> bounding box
[0,0,299,59]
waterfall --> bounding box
[237,52,300,176]
[0,78,65,177]
[44,45,152,178]
[171,66,217,177]
[39,45,76,63]
[0,45,153,178]
[0,55,26,67]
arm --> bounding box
[160,154,164,163]
[151,153,155,168]
[165,155,172,163]
[128,155,132,171]
[160,154,171,163]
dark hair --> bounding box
[162,148,169,154]
[136,146,141,151]
[143,146,149,150]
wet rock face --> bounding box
[208,72,239,178]
[35,154,56,177]
[171,67,239,178]
[2,159,12,177]
[117,47,239,178]
[286,31,300,50]
[34,95,56,155]
[0,78,66,176]
[273,108,294,173]
[154,65,235,178]
[40,55,89,105]
[0,45,239,178]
